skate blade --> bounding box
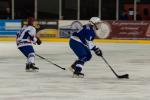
[72,74,84,78]
[26,69,38,72]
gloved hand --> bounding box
[36,37,42,45]
[94,47,103,56]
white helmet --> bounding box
[89,17,101,25]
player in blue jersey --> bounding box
[16,17,42,72]
[69,17,103,78]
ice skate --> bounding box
[26,63,39,72]
[68,61,77,72]
[72,66,84,78]
[73,72,84,78]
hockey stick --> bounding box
[101,56,129,79]
[35,53,66,70]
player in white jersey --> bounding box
[16,17,42,72]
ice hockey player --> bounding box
[69,17,103,78]
[16,17,42,72]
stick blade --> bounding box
[62,68,66,70]
[118,74,129,79]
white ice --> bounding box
[0,42,150,100]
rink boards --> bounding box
[1,37,150,44]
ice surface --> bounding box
[0,42,150,100]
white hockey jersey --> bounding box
[16,25,37,48]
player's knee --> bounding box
[86,53,92,61]
[85,50,92,61]
[80,54,92,62]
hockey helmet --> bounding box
[89,17,101,25]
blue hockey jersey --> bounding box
[71,24,96,50]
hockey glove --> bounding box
[94,47,103,57]
[36,37,42,45]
